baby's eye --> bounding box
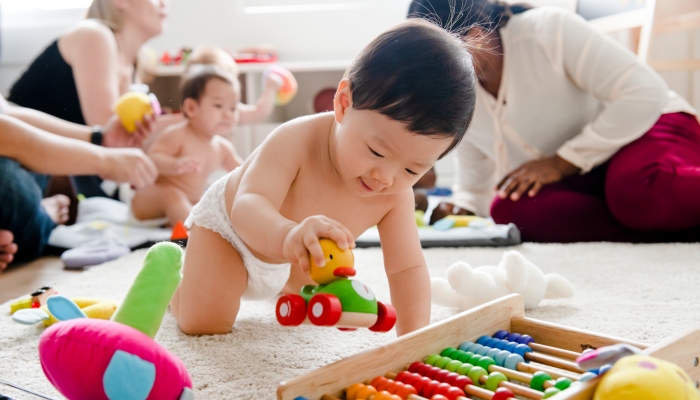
[369,147,383,158]
[215,104,223,108]
[406,169,417,175]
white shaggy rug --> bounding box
[1,243,700,399]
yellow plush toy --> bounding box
[595,355,700,400]
[113,91,160,133]
[577,344,700,400]
[11,296,117,326]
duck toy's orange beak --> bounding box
[333,267,356,278]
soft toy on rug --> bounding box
[38,242,193,400]
[431,250,575,310]
[9,285,118,327]
[576,344,700,400]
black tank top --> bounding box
[9,40,85,125]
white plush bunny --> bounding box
[431,250,575,310]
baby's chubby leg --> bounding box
[170,224,249,335]
[281,263,315,294]
[132,183,192,226]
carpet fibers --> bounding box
[1,243,699,399]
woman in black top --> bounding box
[11,0,167,126]
[8,0,168,196]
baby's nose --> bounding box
[371,169,393,188]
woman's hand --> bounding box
[100,148,158,190]
[102,113,156,149]
[429,202,474,225]
[496,155,580,201]
[282,216,355,275]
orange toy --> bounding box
[170,221,189,247]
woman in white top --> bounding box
[410,0,700,242]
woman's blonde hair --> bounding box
[86,0,123,30]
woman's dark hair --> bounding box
[407,0,531,33]
[180,64,238,117]
[347,19,476,156]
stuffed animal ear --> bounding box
[500,251,528,293]
[576,344,643,370]
[12,308,49,325]
[544,274,576,299]
[430,278,463,309]
[47,295,87,321]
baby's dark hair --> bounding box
[347,19,476,156]
[180,64,238,117]
[407,0,531,33]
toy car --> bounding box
[275,239,396,332]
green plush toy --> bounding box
[111,242,183,338]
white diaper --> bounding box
[185,170,291,300]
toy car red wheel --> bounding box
[307,293,342,326]
[276,294,307,326]
[369,302,397,332]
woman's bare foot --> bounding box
[41,194,71,224]
[0,230,17,272]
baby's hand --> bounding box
[174,156,204,174]
[282,216,355,274]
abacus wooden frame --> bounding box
[277,294,700,400]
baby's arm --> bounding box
[148,128,203,175]
[238,73,283,125]
[377,189,431,336]
[230,124,354,270]
[216,137,244,171]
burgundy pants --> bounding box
[490,112,700,243]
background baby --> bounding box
[131,65,242,225]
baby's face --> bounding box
[189,78,239,136]
[333,108,452,197]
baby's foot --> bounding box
[41,194,71,225]
[0,230,17,272]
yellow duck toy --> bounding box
[276,238,396,331]
[309,239,356,285]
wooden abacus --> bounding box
[277,294,700,400]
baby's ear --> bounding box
[181,98,198,118]
[333,79,352,122]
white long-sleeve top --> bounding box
[452,7,697,216]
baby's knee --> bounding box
[175,312,234,336]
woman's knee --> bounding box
[490,196,523,225]
[607,161,679,230]
[0,158,53,262]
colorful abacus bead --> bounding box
[492,387,515,400]
[346,382,377,400]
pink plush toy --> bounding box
[38,242,193,400]
[40,319,191,400]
